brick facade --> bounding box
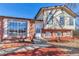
[0,16,37,43]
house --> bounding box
[35,6,77,41]
[0,5,77,43]
[0,16,42,43]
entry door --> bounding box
[35,23,42,38]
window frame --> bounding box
[59,15,65,26]
[45,32,51,37]
[69,18,74,26]
[56,32,62,37]
[7,20,27,37]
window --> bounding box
[47,14,53,24]
[60,16,64,25]
[7,20,27,37]
[8,21,27,30]
[69,18,73,25]
[45,32,51,36]
[56,32,62,37]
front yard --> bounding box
[48,39,79,56]
[0,39,79,56]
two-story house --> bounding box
[35,5,77,41]
[0,5,77,43]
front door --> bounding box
[35,23,42,39]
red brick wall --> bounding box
[0,18,36,43]
[41,31,73,42]
[0,17,3,42]
[27,21,35,41]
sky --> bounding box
[0,3,63,19]
[0,3,79,18]
[0,3,79,27]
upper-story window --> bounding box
[69,18,73,25]
[59,15,64,26]
[47,14,53,24]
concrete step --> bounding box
[33,38,47,44]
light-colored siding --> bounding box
[36,9,76,30]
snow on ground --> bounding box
[0,39,79,56]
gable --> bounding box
[35,6,77,20]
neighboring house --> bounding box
[35,6,77,41]
[0,16,42,43]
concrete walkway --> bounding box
[0,43,52,55]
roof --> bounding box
[0,16,32,20]
[35,5,77,19]
[0,16,43,21]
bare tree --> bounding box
[64,3,78,8]
[63,3,79,16]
